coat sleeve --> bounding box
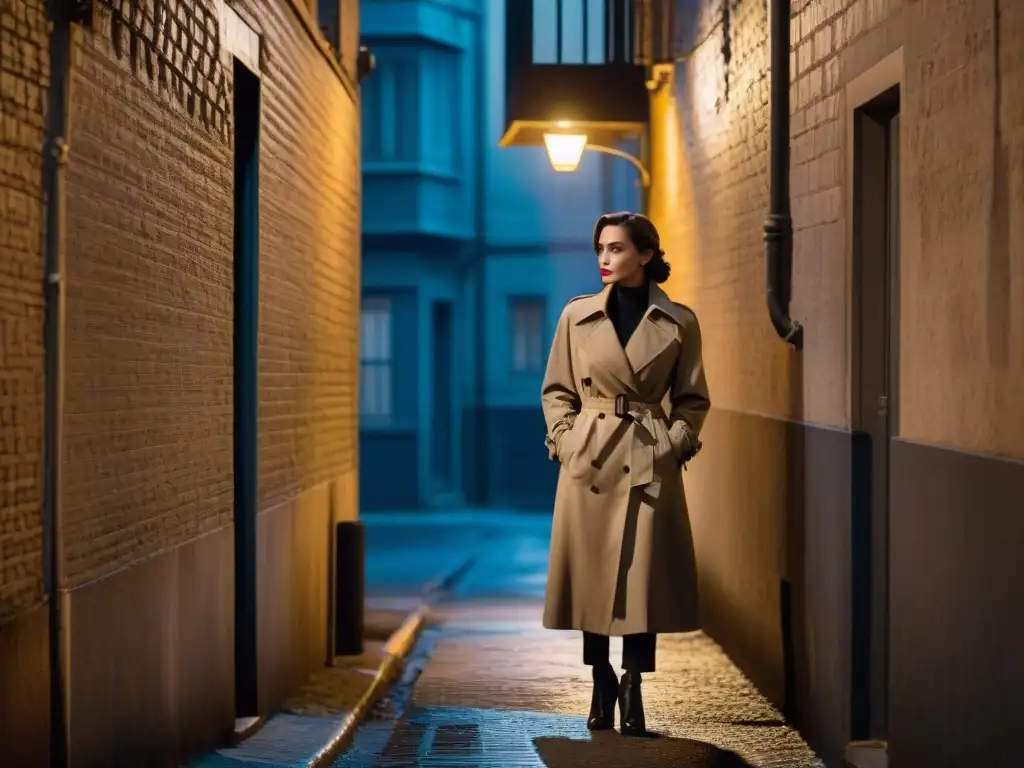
[541,305,581,461]
[666,310,711,462]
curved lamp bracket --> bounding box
[584,144,651,188]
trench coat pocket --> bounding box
[559,413,595,480]
[653,419,677,463]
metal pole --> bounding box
[42,1,75,764]
[763,0,803,348]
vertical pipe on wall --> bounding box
[473,1,488,502]
[764,0,803,348]
[42,1,74,765]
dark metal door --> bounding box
[233,57,261,718]
[854,91,900,742]
[430,301,454,492]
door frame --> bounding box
[428,299,456,494]
[846,47,903,761]
[232,54,262,719]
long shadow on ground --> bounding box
[534,733,752,767]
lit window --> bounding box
[360,296,392,420]
[510,297,546,373]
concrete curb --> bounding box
[304,602,431,768]
[302,549,480,768]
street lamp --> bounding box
[542,132,588,172]
[542,122,651,189]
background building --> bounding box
[0,0,362,765]
[502,0,1024,767]
[357,0,638,511]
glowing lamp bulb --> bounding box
[543,133,588,173]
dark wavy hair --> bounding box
[592,211,671,284]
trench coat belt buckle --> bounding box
[581,396,662,489]
[614,394,629,419]
[581,396,663,421]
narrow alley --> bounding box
[335,512,822,768]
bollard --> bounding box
[334,520,365,656]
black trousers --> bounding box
[583,631,657,673]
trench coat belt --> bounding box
[578,396,665,489]
[579,396,666,421]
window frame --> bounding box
[508,295,548,375]
[359,295,395,424]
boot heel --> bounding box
[618,670,647,737]
[587,666,618,731]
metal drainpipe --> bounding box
[472,4,488,503]
[764,0,803,349]
[42,2,75,766]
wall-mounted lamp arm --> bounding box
[584,144,651,188]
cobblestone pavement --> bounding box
[335,514,824,768]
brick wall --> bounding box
[654,0,1024,455]
[650,0,1024,761]
[61,0,361,587]
[62,1,234,587]
[0,0,47,622]
[651,0,809,424]
[238,0,361,516]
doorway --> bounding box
[852,84,900,751]
[430,301,454,494]
[233,57,261,718]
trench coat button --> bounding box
[590,485,600,494]
[598,413,606,419]
[623,465,630,474]
[583,377,592,386]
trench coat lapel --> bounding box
[625,283,687,375]
[574,288,638,396]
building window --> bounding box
[424,48,462,175]
[392,55,421,160]
[510,297,546,373]
[360,296,393,420]
[362,51,421,163]
[361,67,383,160]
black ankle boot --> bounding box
[587,664,618,731]
[618,670,647,737]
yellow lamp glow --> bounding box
[543,133,588,172]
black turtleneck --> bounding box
[607,282,649,347]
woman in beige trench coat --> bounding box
[541,212,710,737]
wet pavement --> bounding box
[364,510,551,599]
[335,510,824,768]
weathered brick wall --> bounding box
[652,0,811,424]
[61,0,360,587]
[238,0,361,515]
[651,2,1024,759]
[0,0,47,621]
[654,0,1024,457]
[62,0,234,587]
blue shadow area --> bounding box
[363,510,552,600]
[357,0,640,511]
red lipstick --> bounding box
[600,269,612,276]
